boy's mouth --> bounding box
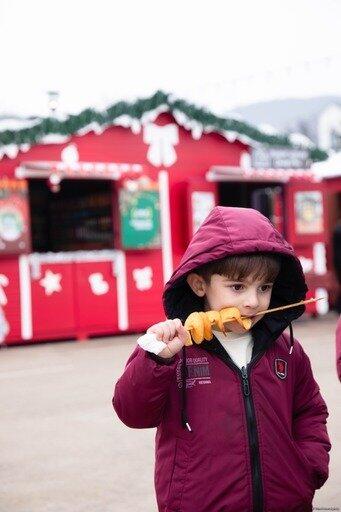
[244,315,257,322]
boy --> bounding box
[113,206,330,512]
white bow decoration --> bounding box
[143,124,179,167]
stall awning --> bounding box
[15,161,144,181]
[206,166,316,183]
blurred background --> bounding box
[0,0,340,510]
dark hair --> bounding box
[195,253,281,284]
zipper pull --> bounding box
[241,366,250,396]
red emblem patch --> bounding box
[275,358,287,379]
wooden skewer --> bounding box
[241,297,324,320]
[184,297,324,343]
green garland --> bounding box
[0,90,327,162]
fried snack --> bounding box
[199,311,213,341]
[184,312,204,344]
[183,297,323,346]
[220,307,252,331]
[184,297,324,346]
[206,310,225,334]
[184,306,251,346]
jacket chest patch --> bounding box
[274,358,287,379]
[176,357,211,388]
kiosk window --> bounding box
[29,179,115,252]
[218,182,283,228]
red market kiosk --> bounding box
[206,165,332,315]
[311,153,341,306]
[0,92,330,345]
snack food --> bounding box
[183,297,322,346]
[184,307,252,346]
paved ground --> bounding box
[0,313,340,512]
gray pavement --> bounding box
[0,314,340,512]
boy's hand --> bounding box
[146,318,188,359]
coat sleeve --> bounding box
[112,344,179,429]
[336,316,341,382]
[292,341,331,489]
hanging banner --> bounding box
[119,179,161,249]
[0,178,30,255]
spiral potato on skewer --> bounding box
[184,307,252,346]
[182,298,322,346]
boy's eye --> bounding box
[227,283,273,292]
[259,284,273,292]
[231,284,244,291]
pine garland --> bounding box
[0,90,327,162]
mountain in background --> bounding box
[231,95,341,134]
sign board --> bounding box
[0,178,30,255]
[119,182,161,249]
[251,147,310,169]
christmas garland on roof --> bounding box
[0,90,328,161]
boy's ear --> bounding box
[186,273,207,297]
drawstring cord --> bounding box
[181,346,192,432]
[288,322,294,354]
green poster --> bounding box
[119,188,161,249]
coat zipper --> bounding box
[201,341,265,511]
[241,363,263,512]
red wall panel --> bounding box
[125,250,165,331]
[73,261,118,336]
[31,263,76,338]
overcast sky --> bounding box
[1,0,341,116]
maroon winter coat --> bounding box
[113,207,331,512]
[336,316,341,381]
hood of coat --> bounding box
[163,206,308,347]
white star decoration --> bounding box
[39,270,62,296]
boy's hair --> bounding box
[195,253,281,284]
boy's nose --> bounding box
[243,292,259,310]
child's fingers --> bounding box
[173,318,183,330]
[176,323,189,345]
[170,319,187,345]
[147,319,185,345]
[147,324,165,341]
[156,320,187,357]
[160,322,171,342]
[165,320,177,340]
[147,322,173,343]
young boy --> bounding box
[113,206,331,512]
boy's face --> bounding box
[187,272,274,334]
